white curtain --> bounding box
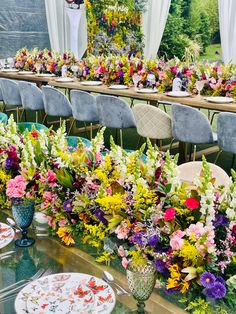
[44,0,87,58]
[219,0,236,64]
[142,0,171,59]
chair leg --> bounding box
[214,150,222,164]
[42,113,47,125]
[189,143,193,161]
[16,107,19,123]
[19,109,25,122]
[210,112,219,125]
[193,145,197,161]
[169,138,175,153]
[59,117,62,127]
[90,122,93,140]
[83,122,90,138]
[36,111,38,123]
[120,129,123,148]
[68,118,75,135]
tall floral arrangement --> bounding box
[85,0,147,55]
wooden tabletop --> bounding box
[1,71,236,112]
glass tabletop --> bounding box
[0,211,184,314]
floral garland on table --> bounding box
[85,0,147,55]
[1,117,236,313]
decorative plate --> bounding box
[15,272,116,314]
[0,222,14,249]
[204,96,234,104]
[36,73,56,77]
[18,71,34,75]
[108,85,128,90]
[55,77,74,82]
[80,81,103,86]
[1,69,19,72]
[167,91,191,97]
[136,88,157,94]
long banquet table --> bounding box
[0,211,185,314]
[1,71,236,112]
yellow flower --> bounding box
[95,194,126,215]
[57,227,75,246]
[180,281,190,293]
[166,278,179,290]
[178,241,201,267]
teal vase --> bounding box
[12,200,35,247]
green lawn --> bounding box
[199,43,222,62]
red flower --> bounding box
[164,208,176,221]
[30,131,38,138]
[184,198,200,210]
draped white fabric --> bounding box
[219,0,236,64]
[142,0,171,59]
[44,0,87,58]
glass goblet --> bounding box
[12,199,35,247]
[126,261,157,314]
[195,80,205,98]
[35,62,42,75]
[71,64,79,79]
[132,73,141,90]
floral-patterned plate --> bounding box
[1,68,19,72]
[109,85,128,90]
[36,73,56,77]
[0,222,15,249]
[15,273,116,314]
[55,77,74,82]
[18,71,34,75]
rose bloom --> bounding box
[170,230,185,250]
[43,191,53,202]
[164,208,176,221]
[6,175,26,198]
[47,169,57,182]
[115,223,130,240]
[184,198,200,210]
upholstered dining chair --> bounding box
[18,81,45,123]
[0,112,8,124]
[215,112,236,168]
[96,95,136,148]
[171,103,217,161]
[17,122,48,133]
[177,161,230,188]
[0,78,22,122]
[132,103,172,150]
[70,90,99,139]
[42,86,72,131]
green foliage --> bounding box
[198,12,211,52]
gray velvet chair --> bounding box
[133,103,172,150]
[42,86,72,130]
[96,95,136,148]
[171,103,217,161]
[216,112,236,168]
[0,78,22,122]
[70,90,99,139]
[18,81,45,123]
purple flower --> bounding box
[164,286,178,295]
[211,282,226,299]
[133,232,145,246]
[148,234,160,247]
[93,208,108,225]
[205,282,227,299]
[213,214,229,227]
[63,200,73,212]
[215,275,225,285]
[200,272,216,288]
[154,259,169,275]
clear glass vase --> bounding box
[12,199,35,247]
[126,261,157,314]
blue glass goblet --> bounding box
[12,200,35,247]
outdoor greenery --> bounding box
[159,0,220,60]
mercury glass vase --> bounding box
[126,261,157,314]
[12,200,35,247]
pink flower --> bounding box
[170,230,185,250]
[118,245,126,257]
[43,191,53,202]
[122,257,129,269]
[47,170,56,182]
[158,71,166,80]
[184,198,200,210]
[47,216,55,228]
[58,219,67,227]
[164,208,176,221]
[115,223,130,240]
[6,175,27,198]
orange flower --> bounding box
[57,227,75,246]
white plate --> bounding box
[167,91,191,97]
[136,88,157,94]
[36,73,56,77]
[1,69,19,72]
[204,96,234,104]
[80,81,103,86]
[0,222,14,249]
[109,85,128,90]
[18,71,34,75]
[15,272,116,314]
[55,77,74,82]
